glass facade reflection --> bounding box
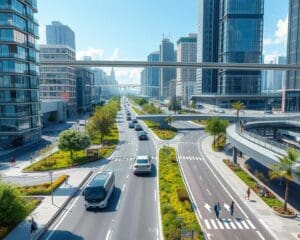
[286,0,300,112]
[218,0,263,95]
[0,0,41,148]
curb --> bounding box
[34,170,93,240]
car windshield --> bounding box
[84,187,105,202]
[136,159,149,164]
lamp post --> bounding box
[49,171,54,204]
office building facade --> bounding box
[146,51,160,97]
[46,21,76,50]
[196,0,220,94]
[286,0,300,112]
[76,68,93,112]
[176,34,197,105]
[39,45,77,116]
[159,38,176,98]
[0,0,41,148]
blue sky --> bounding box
[37,0,289,83]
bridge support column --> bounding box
[233,147,238,165]
[159,121,169,130]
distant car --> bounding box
[218,110,225,114]
[126,116,132,121]
[264,110,273,114]
[138,131,148,140]
[132,118,138,124]
[126,111,131,116]
[133,155,152,174]
[79,120,86,126]
[134,124,143,131]
[128,122,135,128]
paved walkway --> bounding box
[202,135,300,240]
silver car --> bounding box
[133,155,152,174]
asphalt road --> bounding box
[175,121,274,240]
[40,101,161,240]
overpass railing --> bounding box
[235,125,287,156]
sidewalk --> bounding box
[201,135,300,240]
[4,169,92,240]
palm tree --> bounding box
[232,101,245,122]
[269,148,300,211]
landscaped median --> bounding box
[144,120,177,140]
[159,146,203,240]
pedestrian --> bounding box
[30,217,38,235]
[230,201,234,217]
[65,175,69,186]
[246,187,251,200]
[214,202,221,219]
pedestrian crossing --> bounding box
[111,156,158,162]
[177,155,202,161]
[178,142,198,145]
[204,218,256,231]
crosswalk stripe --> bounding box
[229,220,237,229]
[210,219,218,229]
[246,220,256,229]
[197,157,201,161]
[233,219,243,229]
[221,219,231,229]
[217,219,225,229]
[241,220,250,229]
[204,219,211,230]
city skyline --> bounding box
[37,0,289,84]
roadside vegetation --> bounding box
[159,146,203,240]
[144,120,177,140]
[205,117,229,151]
[232,101,245,122]
[24,98,120,172]
[0,182,40,239]
[130,96,162,114]
[20,175,69,196]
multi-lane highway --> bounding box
[175,121,274,240]
[40,100,161,240]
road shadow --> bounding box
[87,187,121,213]
[41,229,84,240]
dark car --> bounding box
[126,116,132,121]
[138,131,148,140]
[128,122,135,128]
[132,118,138,124]
[134,124,143,131]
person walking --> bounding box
[230,201,235,217]
[30,217,38,236]
[246,187,251,200]
[214,202,221,219]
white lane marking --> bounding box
[204,219,211,230]
[126,174,129,179]
[256,231,266,240]
[221,219,230,229]
[199,175,203,181]
[122,184,126,192]
[258,219,279,240]
[45,193,81,240]
[229,220,237,229]
[206,189,212,196]
[199,138,249,219]
[246,219,256,229]
[204,203,212,213]
[156,228,159,237]
[241,220,250,229]
[210,219,218,229]
[154,190,157,202]
[217,219,225,229]
[224,203,230,212]
[105,229,112,240]
[233,219,243,229]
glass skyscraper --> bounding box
[46,21,76,50]
[286,0,300,112]
[218,0,263,95]
[146,51,160,97]
[0,0,41,148]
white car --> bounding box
[133,155,152,174]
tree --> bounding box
[232,101,245,122]
[87,110,114,143]
[168,97,181,114]
[189,100,197,111]
[205,117,228,147]
[58,130,90,159]
[0,183,32,227]
[165,115,173,129]
[269,148,300,211]
[47,112,56,123]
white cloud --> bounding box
[264,16,288,47]
[110,48,120,60]
[77,47,105,60]
[114,68,141,85]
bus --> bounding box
[82,170,115,210]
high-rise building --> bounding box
[286,0,300,112]
[176,34,197,105]
[76,68,93,112]
[146,52,160,97]
[140,69,146,96]
[39,45,77,116]
[159,38,176,98]
[46,21,76,50]
[218,0,263,95]
[196,0,220,94]
[93,68,118,99]
[0,0,41,148]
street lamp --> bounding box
[49,171,54,204]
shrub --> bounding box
[177,188,190,202]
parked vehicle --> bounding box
[133,156,152,174]
[82,170,115,210]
